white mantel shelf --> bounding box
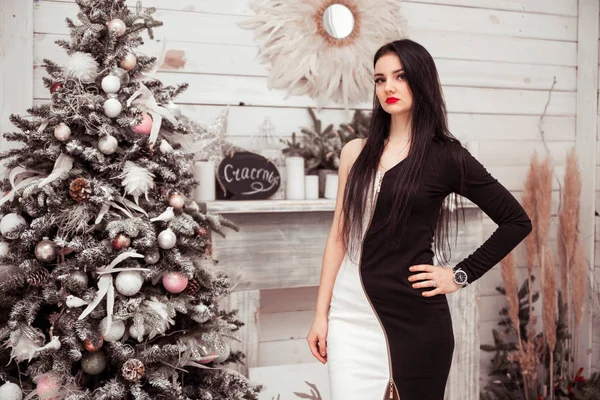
[205,199,337,214]
[204,198,478,214]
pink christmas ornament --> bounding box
[162,272,188,294]
[35,373,61,400]
[107,18,126,37]
[132,112,152,135]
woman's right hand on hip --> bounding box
[307,314,328,364]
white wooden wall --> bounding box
[26,0,590,387]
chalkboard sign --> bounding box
[217,151,281,200]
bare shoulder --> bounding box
[340,138,366,166]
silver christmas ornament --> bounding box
[168,193,185,210]
[0,241,10,256]
[115,270,143,296]
[119,53,137,71]
[144,250,160,265]
[112,67,130,85]
[101,75,121,94]
[53,123,72,142]
[69,271,88,287]
[98,135,119,155]
[0,381,22,400]
[35,238,57,263]
[157,228,177,249]
[81,350,107,375]
[99,317,125,342]
[103,98,122,118]
[0,213,27,238]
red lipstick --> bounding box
[385,97,399,104]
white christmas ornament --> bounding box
[0,213,26,238]
[157,228,177,249]
[101,75,121,94]
[107,18,127,36]
[103,98,122,118]
[64,52,99,83]
[53,123,72,142]
[0,381,22,400]
[159,140,173,154]
[115,270,144,296]
[99,317,125,342]
[119,53,137,71]
[98,135,119,155]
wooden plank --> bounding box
[261,287,319,314]
[48,0,579,17]
[574,0,599,373]
[32,70,577,115]
[0,0,33,174]
[411,30,576,67]
[259,338,314,367]
[486,165,566,192]
[478,141,574,166]
[260,310,314,342]
[206,199,336,214]
[33,34,577,92]
[34,1,576,42]
[218,290,260,375]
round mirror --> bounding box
[322,4,355,39]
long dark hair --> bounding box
[341,39,466,264]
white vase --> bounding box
[324,173,339,200]
[285,156,305,200]
[193,160,216,202]
[305,175,319,200]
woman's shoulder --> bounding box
[340,138,366,164]
[429,136,465,163]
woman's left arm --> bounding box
[409,142,532,296]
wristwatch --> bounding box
[452,267,469,287]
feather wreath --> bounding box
[239,0,405,107]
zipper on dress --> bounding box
[357,171,400,400]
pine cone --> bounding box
[122,358,145,382]
[185,279,201,296]
[69,178,92,202]
[27,267,50,287]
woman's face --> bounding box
[374,53,413,116]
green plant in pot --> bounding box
[299,108,342,197]
[337,109,371,147]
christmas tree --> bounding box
[0,0,260,399]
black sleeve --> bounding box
[445,143,532,283]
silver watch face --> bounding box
[454,269,468,285]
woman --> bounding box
[306,39,532,400]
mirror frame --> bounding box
[316,1,360,46]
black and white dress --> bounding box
[326,140,532,400]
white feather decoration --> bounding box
[239,0,405,106]
[118,161,155,203]
[64,52,99,83]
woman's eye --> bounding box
[397,73,406,81]
[374,78,384,84]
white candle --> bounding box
[324,174,338,199]
[193,160,216,202]
[285,156,305,200]
[305,175,319,200]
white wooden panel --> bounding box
[478,141,574,166]
[260,310,313,342]
[34,34,577,92]
[261,287,319,314]
[219,290,260,375]
[34,1,576,42]
[259,339,314,367]
[576,0,599,373]
[32,70,577,115]
[48,0,579,17]
[411,30,576,67]
[485,165,566,191]
[407,0,577,16]
[0,0,33,165]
